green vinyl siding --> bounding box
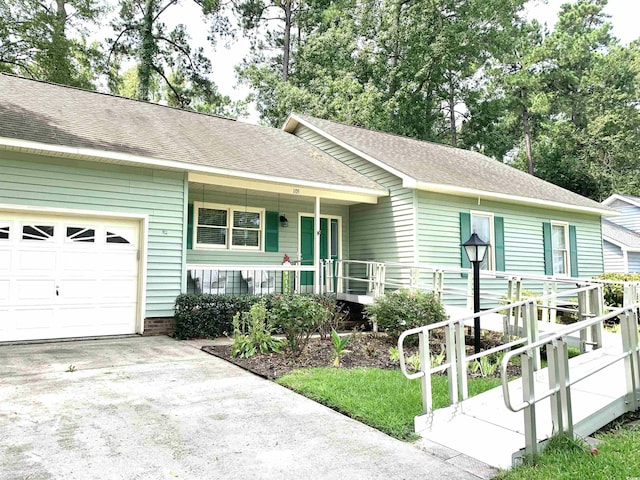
[0,151,185,318]
[293,125,416,265]
[186,185,349,265]
[416,191,604,306]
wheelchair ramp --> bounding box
[414,346,631,469]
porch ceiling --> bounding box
[188,172,384,205]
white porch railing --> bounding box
[186,264,316,295]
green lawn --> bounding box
[496,429,640,480]
[276,368,500,440]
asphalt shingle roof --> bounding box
[602,219,640,249]
[291,113,608,212]
[0,74,384,193]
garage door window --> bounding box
[22,225,54,241]
[106,231,131,244]
[66,227,95,243]
[0,225,8,240]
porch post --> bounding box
[314,196,321,294]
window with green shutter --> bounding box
[543,221,577,276]
[461,210,505,272]
[265,211,279,252]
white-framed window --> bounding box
[194,202,264,251]
[551,221,569,275]
[470,210,495,270]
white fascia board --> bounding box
[411,180,615,216]
[0,136,386,203]
[187,173,384,204]
[283,113,415,185]
[602,194,640,209]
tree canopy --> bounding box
[0,0,638,201]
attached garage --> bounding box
[0,210,144,342]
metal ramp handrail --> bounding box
[397,283,602,412]
[500,285,640,459]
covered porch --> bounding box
[184,171,385,295]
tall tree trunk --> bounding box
[50,0,71,84]
[448,73,457,147]
[138,0,156,101]
[282,0,292,82]
[521,96,534,174]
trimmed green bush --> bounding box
[364,289,448,342]
[173,293,345,341]
[594,273,640,307]
[174,294,263,339]
[269,294,328,356]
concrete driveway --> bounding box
[0,337,488,480]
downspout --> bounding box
[315,196,321,293]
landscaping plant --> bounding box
[330,329,351,367]
[231,300,284,358]
[594,273,640,307]
[365,289,447,343]
[316,294,349,340]
[270,294,327,356]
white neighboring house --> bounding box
[602,194,640,273]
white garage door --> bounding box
[0,212,140,342]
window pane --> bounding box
[471,215,491,243]
[199,208,227,227]
[67,227,95,243]
[198,226,226,245]
[23,225,54,240]
[233,211,260,229]
[553,251,566,274]
[232,229,259,247]
[552,225,566,249]
[0,225,9,240]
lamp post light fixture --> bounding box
[463,233,490,354]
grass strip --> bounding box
[496,429,640,480]
[276,368,500,441]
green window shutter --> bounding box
[187,203,194,250]
[542,222,553,275]
[569,225,579,277]
[265,211,279,252]
[460,212,471,274]
[494,216,505,272]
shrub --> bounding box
[594,273,640,307]
[173,294,263,339]
[270,294,327,356]
[314,294,349,340]
[231,300,285,358]
[365,289,448,342]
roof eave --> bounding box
[0,137,387,203]
[602,194,640,209]
[411,181,615,216]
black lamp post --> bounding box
[463,233,490,354]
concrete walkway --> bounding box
[0,336,487,480]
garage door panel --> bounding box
[102,252,138,274]
[0,280,9,301]
[0,212,141,342]
[14,308,55,330]
[18,250,57,272]
[15,280,56,301]
[0,251,11,273]
[96,305,140,327]
[60,251,101,273]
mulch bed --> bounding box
[202,329,521,380]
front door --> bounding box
[300,216,340,286]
